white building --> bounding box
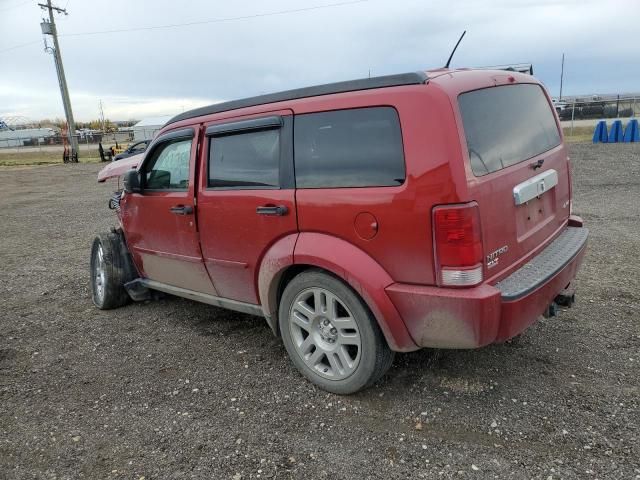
[0,128,57,147]
[132,116,173,141]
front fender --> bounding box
[259,232,418,352]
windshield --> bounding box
[458,84,561,176]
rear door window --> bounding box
[294,107,405,188]
[458,84,561,176]
[208,129,280,188]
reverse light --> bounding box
[433,202,484,287]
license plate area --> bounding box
[515,192,557,241]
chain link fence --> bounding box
[558,95,638,138]
[0,128,161,165]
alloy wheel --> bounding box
[288,287,361,380]
[93,243,106,304]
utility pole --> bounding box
[99,99,106,132]
[39,0,79,161]
[559,53,565,101]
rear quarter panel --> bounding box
[292,85,467,286]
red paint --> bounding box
[101,67,587,352]
[386,236,587,348]
[120,129,216,295]
[353,212,378,240]
[197,109,298,304]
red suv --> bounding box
[93,68,588,394]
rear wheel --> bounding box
[90,233,131,309]
[279,270,394,394]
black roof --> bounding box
[165,71,428,127]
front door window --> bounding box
[144,139,191,190]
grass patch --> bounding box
[0,150,103,167]
[563,126,593,144]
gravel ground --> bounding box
[1,143,639,479]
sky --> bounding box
[0,0,638,122]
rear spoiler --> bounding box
[474,63,534,75]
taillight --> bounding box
[433,202,483,287]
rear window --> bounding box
[294,107,405,188]
[458,84,561,176]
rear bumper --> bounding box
[386,226,589,349]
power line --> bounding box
[0,0,369,54]
[0,0,32,13]
[60,0,369,37]
[0,40,41,53]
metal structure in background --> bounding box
[559,53,565,101]
[555,95,639,136]
[39,0,78,162]
[0,128,163,164]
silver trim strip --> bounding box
[513,169,558,205]
[140,279,264,317]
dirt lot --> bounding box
[1,143,639,479]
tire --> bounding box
[90,232,131,309]
[278,269,394,394]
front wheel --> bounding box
[279,270,394,394]
[90,233,131,309]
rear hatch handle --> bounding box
[513,169,558,205]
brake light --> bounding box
[433,202,483,287]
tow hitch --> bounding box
[544,287,576,318]
[543,301,559,318]
[555,291,576,307]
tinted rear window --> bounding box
[459,84,561,176]
[294,107,405,188]
[208,129,280,188]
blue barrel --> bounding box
[608,120,624,143]
[623,119,639,143]
[592,120,608,143]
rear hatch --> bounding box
[457,82,571,282]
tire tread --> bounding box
[90,232,132,309]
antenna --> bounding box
[444,30,466,69]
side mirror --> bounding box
[123,169,142,193]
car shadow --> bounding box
[143,293,540,398]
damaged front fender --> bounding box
[97,154,143,182]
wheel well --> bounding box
[273,264,384,345]
[275,264,313,312]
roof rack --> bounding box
[165,71,428,127]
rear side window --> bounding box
[294,107,405,188]
[458,84,561,176]
[209,129,280,188]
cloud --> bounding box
[0,0,638,121]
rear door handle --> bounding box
[256,205,288,216]
[170,205,194,215]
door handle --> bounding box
[170,205,194,215]
[256,205,288,216]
